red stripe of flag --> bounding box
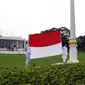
[29,31,62,47]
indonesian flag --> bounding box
[29,31,62,59]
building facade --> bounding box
[0,36,26,52]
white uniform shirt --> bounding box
[25,43,31,54]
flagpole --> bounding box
[67,0,79,63]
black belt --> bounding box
[28,53,31,54]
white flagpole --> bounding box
[67,0,79,63]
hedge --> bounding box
[0,63,85,85]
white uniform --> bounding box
[25,42,31,66]
[62,46,67,62]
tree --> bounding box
[40,27,58,34]
[77,35,85,52]
[40,27,70,39]
[77,37,83,52]
[59,27,70,39]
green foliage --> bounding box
[0,63,85,85]
[77,36,85,52]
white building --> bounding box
[0,36,26,54]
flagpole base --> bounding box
[67,39,79,64]
[67,60,79,64]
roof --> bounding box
[0,36,26,41]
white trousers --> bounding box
[62,54,67,62]
[25,52,30,66]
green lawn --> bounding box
[0,52,85,67]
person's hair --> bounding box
[26,41,27,44]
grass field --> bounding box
[0,52,85,67]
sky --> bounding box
[0,0,85,40]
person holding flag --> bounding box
[62,45,68,63]
[25,41,31,66]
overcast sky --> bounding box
[0,0,85,40]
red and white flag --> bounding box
[28,31,62,59]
